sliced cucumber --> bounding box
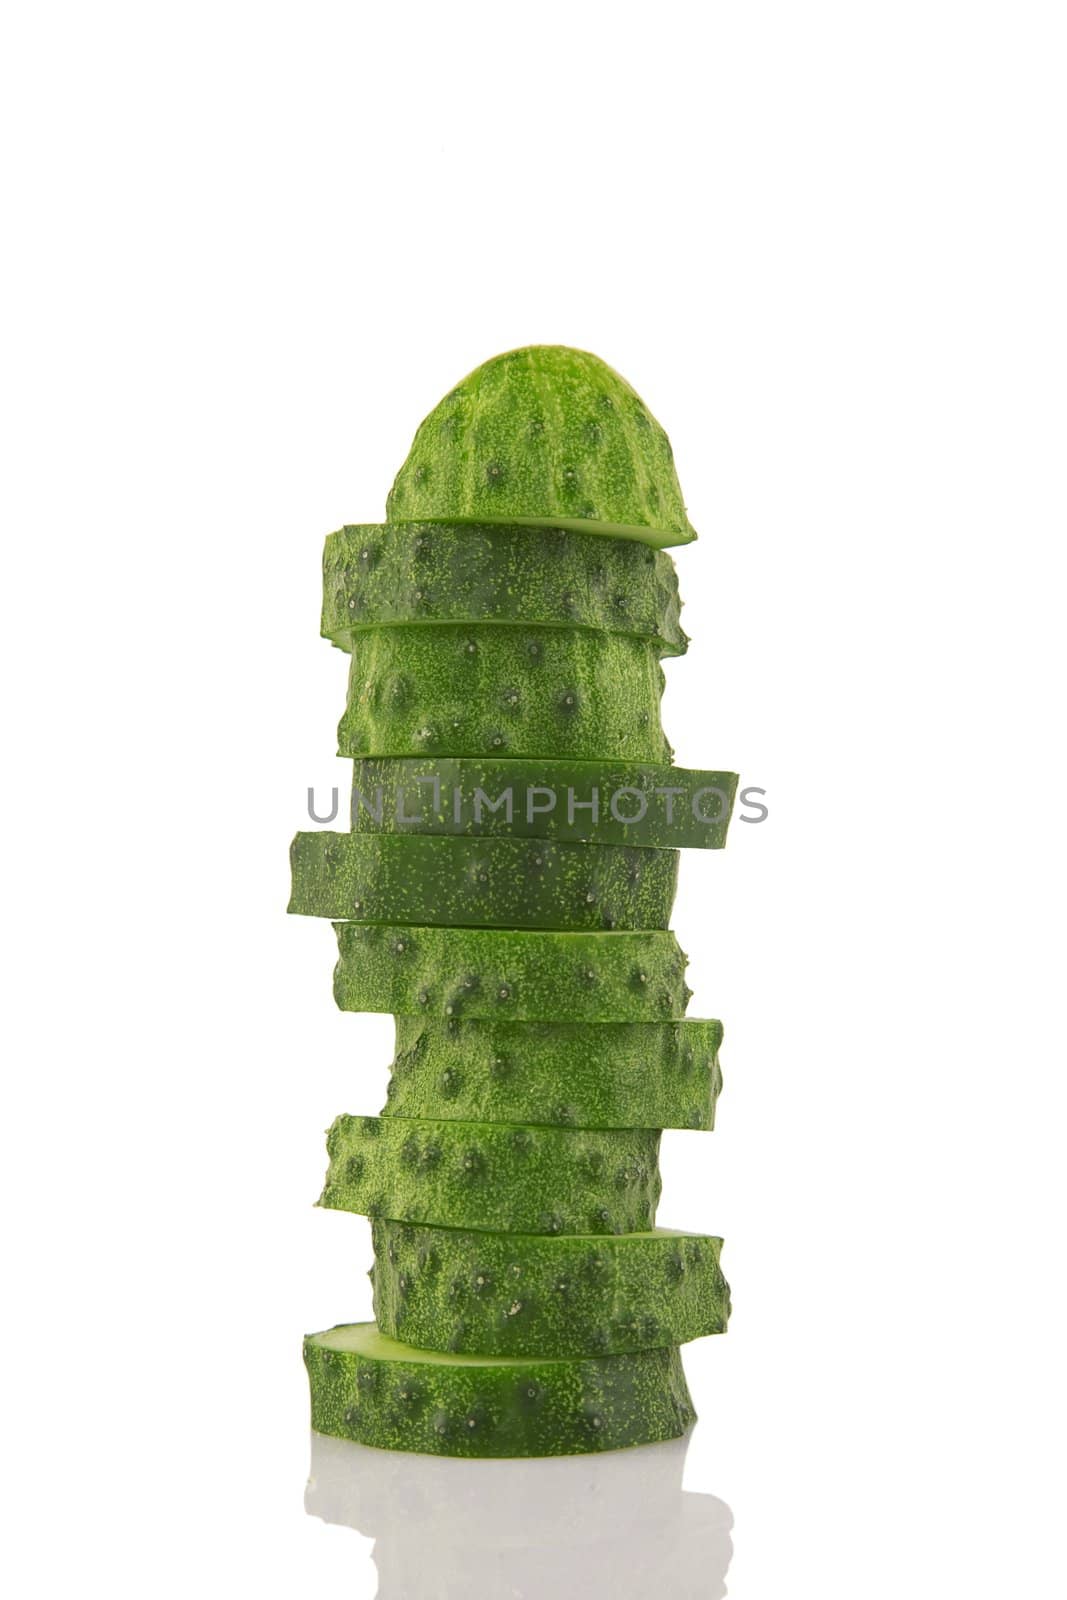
[385,346,697,548]
[304,1322,695,1456]
[332,923,691,1022]
[349,757,737,849]
[371,1221,729,1359]
[322,522,687,655]
[319,1114,661,1236]
[337,624,670,762]
[385,1016,722,1131]
[289,833,678,931]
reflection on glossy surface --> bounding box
[306,1427,733,1598]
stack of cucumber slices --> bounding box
[292,345,736,1458]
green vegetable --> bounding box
[386,346,697,548]
[295,347,731,1459]
[322,521,687,655]
[289,833,678,931]
[337,623,670,762]
[349,757,737,849]
[304,1322,695,1457]
[385,1016,723,1131]
[332,922,691,1021]
[371,1221,730,1358]
[319,1113,661,1236]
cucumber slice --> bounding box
[304,1322,694,1457]
[337,624,670,762]
[322,522,687,655]
[384,1016,722,1131]
[371,1222,730,1358]
[349,757,737,849]
[319,1114,661,1236]
[290,833,677,931]
[385,346,697,549]
[332,923,691,1022]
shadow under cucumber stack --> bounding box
[290,345,737,1457]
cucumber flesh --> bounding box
[371,1221,730,1358]
[332,923,691,1022]
[338,624,670,762]
[304,1321,695,1456]
[319,1113,661,1236]
[385,346,697,549]
[322,521,687,655]
[289,833,678,931]
[349,757,737,849]
[385,1016,722,1131]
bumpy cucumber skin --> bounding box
[337,624,671,762]
[319,1114,662,1236]
[385,1016,722,1132]
[322,522,687,656]
[304,1323,695,1457]
[332,923,691,1022]
[289,833,678,932]
[349,757,737,850]
[385,346,696,549]
[371,1222,730,1359]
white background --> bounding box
[2,3,1065,1596]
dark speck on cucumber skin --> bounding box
[484,459,506,487]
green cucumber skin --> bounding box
[332,923,691,1022]
[322,522,687,656]
[304,1323,695,1457]
[289,833,678,932]
[371,1222,730,1359]
[337,624,670,762]
[319,1114,661,1236]
[385,346,696,549]
[385,1016,722,1132]
[349,757,737,850]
